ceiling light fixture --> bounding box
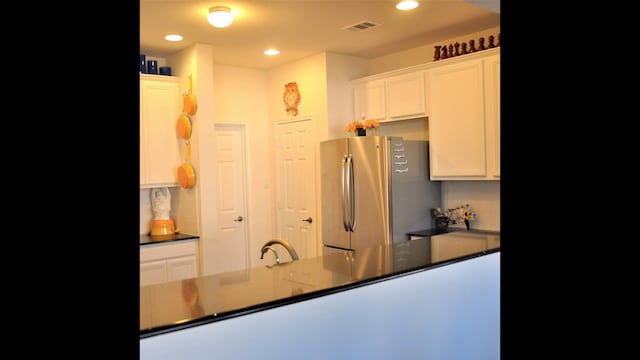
[264,49,280,56]
[208,6,234,28]
[396,1,419,11]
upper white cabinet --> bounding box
[352,79,386,121]
[483,54,500,179]
[140,74,182,188]
[426,50,500,180]
[352,70,427,122]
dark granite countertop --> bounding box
[140,231,500,338]
[140,233,199,246]
[406,227,500,238]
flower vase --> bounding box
[464,219,470,230]
[356,128,366,136]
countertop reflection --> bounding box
[140,231,500,338]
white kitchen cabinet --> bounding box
[426,50,500,180]
[430,232,497,262]
[352,70,427,123]
[483,54,500,179]
[140,260,166,286]
[352,79,386,121]
[140,239,199,286]
[140,74,182,188]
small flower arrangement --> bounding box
[346,118,380,135]
[447,204,476,224]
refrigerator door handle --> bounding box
[341,155,349,231]
[346,155,355,231]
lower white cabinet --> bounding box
[430,232,498,262]
[140,240,199,286]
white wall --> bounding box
[324,52,370,140]
[140,252,500,360]
[443,181,500,231]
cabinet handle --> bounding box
[302,217,313,223]
[234,216,244,222]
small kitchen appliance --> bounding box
[150,187,176,235]
[431,208,450,231]
[150,219,176,236]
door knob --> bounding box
[234,216,244,222]
[302,217,312,223]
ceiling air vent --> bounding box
[342,21,380,32]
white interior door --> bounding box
[275,118,317,260]
[213,125,249,273]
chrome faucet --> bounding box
[261,246,280,265]
[260,238,299,263]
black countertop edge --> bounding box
[406,227,500,238]
[140,233,199,246]
[139,246,500,339]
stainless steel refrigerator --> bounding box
[320,136,441,254]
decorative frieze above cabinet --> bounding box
[140,74,182,188]
[352,70,427,122]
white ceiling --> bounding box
[140,0,500,70]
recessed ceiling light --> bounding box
[164,34,183,42]
[264,49,280,56]
[396,1,419,11]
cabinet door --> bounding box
[427,59,487,179]
[353,79,386,121]
[140,239,199,286]
[431,233,489,262]
[166,255,198,282]
[484,54,500,179]
[140,260,167,286]
[140,75,181,188]
[387,71,427,120]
